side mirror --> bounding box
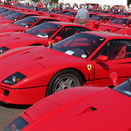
[55,36,62,42]
[104,20,107,23]
[96,55,108,63]
[110,72,118,86]
[128,24,131,27]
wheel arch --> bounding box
[45,68,86,96]
[50,68,86,84]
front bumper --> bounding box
[0,85,47,105]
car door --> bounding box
[91,39,131,86]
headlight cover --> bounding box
[0,46,9,54]
[3,116,29,131]
[2,72,26,85]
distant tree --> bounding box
[31,0,40,2]
[52,0,58,3]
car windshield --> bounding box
[40,8,48,12]
[26,22,61,38]
[110,18,128,25]
[89,10,96,12]
[55,10,62,14]
[89,15,104,21]
[97,11,104,13]
[14,17,39,28]
[1,10,17,16]
[3,116,28,131]
[4,12,24,21]
[108,11,116,14]
[0,8,9,14]
[63,11,75,16]
[114,78,131,97]
[118,12,127,16]
[52,33,105,58]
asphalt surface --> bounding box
[0,102,30,130]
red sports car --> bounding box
[97,17,131,32]
[0,10,18,18]
[0,22,97,53]
[3,73,131,130]
[84,14,116,28]
[0,16,63,33]
[0,7,10,14]
[0,11,40,25]
[0,8,23,18]
[115,12,131,18]
[53,10,77,23]
[0,31,130,104]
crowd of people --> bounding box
[0,0,131,13]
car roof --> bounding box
[17,12,40,15]
[96,14,116,17]
[45,21,84,26]
[116,17,131,20]
[30,16,61,19]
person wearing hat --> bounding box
[75,4,89,25]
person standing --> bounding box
[49,2,54,13]
[75,4,89,25]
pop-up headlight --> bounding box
[2,72,26,85]
[0,46,9,54]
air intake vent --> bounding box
[77,106,97,116]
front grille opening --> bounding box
[4,89,9,96]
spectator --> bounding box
[75,4,89,25]
[48,2,54,13]
[34,2,38,11]
[73,3,78,10]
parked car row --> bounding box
[0,4,131,131]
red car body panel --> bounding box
[98,17,131,32]
[0,31,130,104]
[85,14,116,28]
[0,22,98,50]
[0,12,40,25]
[3,81,131,130]
[0,16,63,33]
[115,27,131,35]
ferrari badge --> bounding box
[87,64,92,71]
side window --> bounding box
[104,17,115,22]
[52,28,64,39]
[108,17,116,21]
[127,20,131,26]
[34,19,46,26]
[53,26,92,40]
[109,41,126,60]
[53,26,80,40]
[63,27,80,39]
[92,40,131,60]
[92,42,110,60]
[109,40,129,60]
[64,27,90,39]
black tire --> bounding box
[46,69,83,96]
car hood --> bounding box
[0,23,26,33]
[0,46,88,86]
[0,19,13,25]
[0,32,48,48]
[23,86,131,130]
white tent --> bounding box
[59,0,127,7]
